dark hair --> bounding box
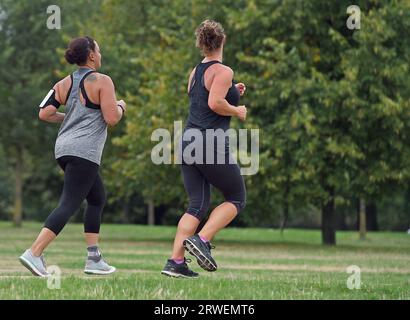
[65,36,96,65]
[195,20,225,55]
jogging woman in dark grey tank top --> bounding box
[162,20,247,278]
[19,36,126,277]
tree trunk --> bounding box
[13,147,23,227]
[147,199,155,225]
[365,202,378,231]
[280,181,290,235]
[280,201,289,235]
[321,188,336,245]
[122,199,130,224]
[359,198,366,240]
[336,210,347,230]
[404,185,410,225]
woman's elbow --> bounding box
[208,100,219,111]
[104,116,119,126]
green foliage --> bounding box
[0,0,103,221]
[0,0,409,232]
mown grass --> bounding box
[0,222,409,299]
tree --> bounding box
[0,0,64,226]
[342,1,410,238]
[227,0,410,243]
[0,0,103,226]
[96,0,244,224]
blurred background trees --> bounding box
[0,0,409,244]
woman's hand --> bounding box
[117,100,127,113]
[236,105,247,121]
[235,83,246,96]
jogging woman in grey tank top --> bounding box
[19,36,126,277]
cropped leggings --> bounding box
[181,152,246,221]
[44,156,106,235]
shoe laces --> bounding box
[182,259,196,275]
[40,255,47,269]
[187,269,197,276]
[99,256,110,266]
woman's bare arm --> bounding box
[208,66,240,117]
[38,78,68,123]
[99,75,124,126]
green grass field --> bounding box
[0,221,409,300]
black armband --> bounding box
[39,89,61,109]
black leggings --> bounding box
[181,153,246,221]
[44,156,106,235]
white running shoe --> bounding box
[19,249,50,278]
[84,258,116,275]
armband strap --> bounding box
[39,89,61,109]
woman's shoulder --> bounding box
[81,72,114,88]
[53,75,72,91]
[212,63,234,78]
[84,73,115,92]
[93,73,114,85]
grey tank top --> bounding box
[55,68,107,165]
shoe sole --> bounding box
[161,270,198,279]
[183,239,217,272]
[84,267,116,275]
[18,256,49,278]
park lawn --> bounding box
[0,221,409,300]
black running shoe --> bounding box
[161,258,199,278]
[183,234,217,272]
